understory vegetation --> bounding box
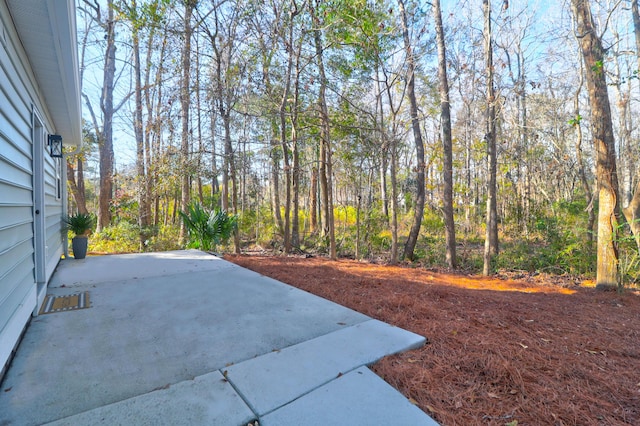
[83,195,640,289]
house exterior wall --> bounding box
[0,0,65,374]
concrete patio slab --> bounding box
[261,366,438,426]
[0,250,438,425]
[226,319,425,416]
[44,371,255,426]
[48,250,236,288]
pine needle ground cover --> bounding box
[226,254,640,426]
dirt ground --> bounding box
[225,254,640,426]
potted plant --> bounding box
[64,213,94,259]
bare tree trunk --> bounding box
[97,0,117,231]
[310,166,318,233]
[227,116,240,253]
[210,105,219,207]
[380,156,388,219]
[376,66,389,222]
[375,62,397,263]
[280,123,292,252]
[73,5,90,217]
[67,157,88,214]
[398,0,425,261]
[319,130,329,238]
[457,56,476,237]
[311,0,336,259]
[278,9,296,253]
[179,1,195,244]
[632,0,640,96]
[515,44,528,232]
[434,0,456,269]
[195,33,204,206]
[572,56,595,243]
[623,181,640,250]
[355,191,361,259]
[624,0,640,249]
[390,137,399,264]
[381,59,404,264]
[483,0,498,276]
[205,7,232,217]
[221,131,230,212]
[130,0,150,249]
[239,133,247,213]
[291,123,300,248]
[263,54,284,236]
[270,138,283,235]
[571,0,621,289]
[146,25,166,227]
[291,33,303,248]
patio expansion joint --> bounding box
[219,367,261,418]
[222,318,427,418]
[39,370,257,426]
[225,362,366,418]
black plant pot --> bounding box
[72,236,88,259]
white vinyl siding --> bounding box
[0,1,65,370]
[0,9,36,340]
[44,154,64,278]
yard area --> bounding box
[226,254,640,426]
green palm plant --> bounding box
[179,202,211,249]
[64,213,94,236]
[179,202,237,252]
[63,212,94,259]
[208,209,238,249]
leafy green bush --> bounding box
[335,205,357,226]
[456,243,484,272]
[616,229,640,289]
[494,240,547,272]
[421,208,444,235]
[145,225,181,252]
[90,222,140,253]
[370,229,392,253]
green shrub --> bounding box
[146,225,181,252]
[616,230,640,289]
[421,209,444,234]
[179,202,237,252]
[91,222,140,253]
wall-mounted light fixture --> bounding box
[48,134,63,158]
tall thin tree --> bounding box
[311,0,336,259]
[622,0,640,249]
[433,0,456,269]
[482,0,498,276]
[81,0,117,231]
[571,0,621,289]
[179,0,197,244]
[398,0,425,261]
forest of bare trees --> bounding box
[70,0,640,288]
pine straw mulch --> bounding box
[225,254,640,426]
